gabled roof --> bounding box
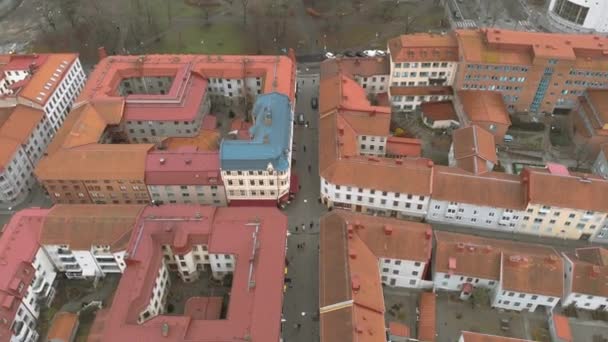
[18,54,78,106]
[320,211,433,342]
[501,251,564,297]
[145,149,222,186]
[418,292,436,341]
[452,125,497,174]
[460,331,532,342]
[564,247,608,298]
[0,105,44,168]
[458,91,511,126]
[40,204,145,251]
[320,57,389,78]
[388,32,459,62]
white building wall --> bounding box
[209,253,236,279]
[148,184,227,206]
[379,258,426,288]
[427,199,524,232]
[563,292,608,311]
[389,61,457,87]
[516,203,607,239]
[492,288,559,312]
[548,0,608,33]
[42,58,86,133]
[433,271,498,292]
[390,94,453,112]
[357,135,387,156]
[0,145,35,205]
[138,261,170,324]
[353,74,389,95]
[320,177,430,218]
[10,302,38,342]
[222,169,290,202]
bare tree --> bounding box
[240,0,250,26]
[57,0,80,28]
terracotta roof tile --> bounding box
[552,314,572,342]
[434,231,560,284]
[41,204,145,251]
[320,57,389,78]
[421,100,458,121]
[418,292,436,342]
[0,105,44,168]
[386,137,422,157]
[523,167,608,212]
[461,331,532,341]
[501,251,564,297]
[18,54,78,105]
[565,247,608,298]
[390,86,453,96]
[320,306,355,342]
[458,91,511,125]
[319,212,352,307]
[388,33,459,62]
[46,312,78,342]
[432,165,526,210]
[452,125,497,174]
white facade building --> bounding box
[562,248,608,311]
[320,177,430,219]
[353,74,389,95]
[492,283,560,312]
[357,135,387,156]
[390,92,453,112]
[548,0,608,33]
[433,271,498,292]
[138,261,170,324]
[389,61,457,88]
[380,258,426,288]
[43,244,127,279]
[427,200,524,232]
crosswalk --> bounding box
[454,20,477,29]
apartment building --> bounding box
[39,205,144,279]
[521,165,608,240]
[320,211,426,342]
[0,209,57,342]
[387,33,458,112]
[145,149,227,206]
[0,54,85,132]
[319,72,433,219]
[548,0,608,33]
[320,57,390,95]
[35,53,297,206]
[448,125,497,174]
[562,247,608,311]
[220,92,294,205]
[454,29,608,114]
[433,232,563,312]
[88,205,288,341]
[572,89,608,156]
[428,166,527,232]
[593,145,608,178]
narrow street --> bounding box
[281,66,323,342]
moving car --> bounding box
[311,97,318,109]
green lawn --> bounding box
[149,22,253,54]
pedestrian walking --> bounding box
[310,221,313,229]
[308,164,311,172]
[303,145,306,152]
[295,226,298,232]
[302,224,306,231]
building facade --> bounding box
[548,0,608,33]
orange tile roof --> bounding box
[460,331,532,342]
[0,105,44,168]
[432,166,526,210]
[320,57,389,78]
[162,130,220,152]
[418,292,436,342]
[421,100,458,121]
[41,204,145,251]
[456,29,608,67]
[552,314,572,342]
[386,137,422,157]
[453,125,497,162]
[434,231,560,284]
[46,311,78,342]
[585,90,608,127]
[388,33,459,62]
[501,251,564,297]
[389,322,410,337]
[565,247,608,298]
[523,167,608,212]
[458,91,511,125]
[35,144,153,181]
[18,54,78,105]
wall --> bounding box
[222,169,290,202]
[148,184,227,206]
[379,258,426,288]
[43,59,86,133]
[433,271,498,291]
[353,74,389,95]
[357,135,387,156]
[516,203,606,240]
[492,288,559,312]
[427,199,524,232]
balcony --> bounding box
[59,256,77,264]
[31,277,47,295]
[56,248,71,255]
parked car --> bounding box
[344,50,355,57]
[363,50,376,57]
[355,51,365,57]
[298,113,305,124]
[374,50,386,56]
[311,97,318,109]
[325,52,336,59]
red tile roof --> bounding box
[421,100,458,121]
[388,33,459,62]
[18,54,78,106]
[46,312,79,342]
[386,137,422,157]
[320,57,389,78]
[90,205,287,342]
[501,251,564,298]
[389,322,410,337]
[460,331,532,341]
[183,297,223,320]
[0,105,44,168]
[0,209,51,341]
[452,125,497,174]
[320,211,432,342]
[458,91,511,125]
[564,247,608,298]
[552,314,572,342]
[418,292,436,342]
[390,86,453,96]
[145,149,222,185]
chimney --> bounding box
[425,228,432,240]
[395,159,403,165]
[263,134,270,144]
[590,265,601,278]
[351,275,361,291]
[456,242,465,251]
[484,245,492,254]
[545,255,559,264]
[383,225,393,236]
[98,46,108,61]
[355,325,364,334]
[159,158,166,165]
[347,224,354,234]
[184,159,192,165]
[349,249,357,259]
[354,220,362,229]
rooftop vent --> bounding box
[425,228,432,240]
[161,323,169,337]
[159,158,166,165]
[383,225,393,236]
[456,242,465,251]
[185,159,192,165]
